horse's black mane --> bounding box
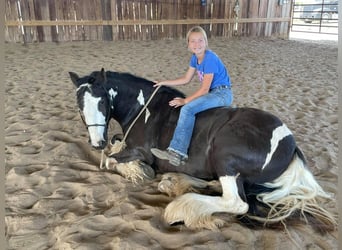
[106,71,152,84]
[90,70,186,98]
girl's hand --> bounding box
[153,81,163,87]
[169,97,186,108]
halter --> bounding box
[78,109,109,128]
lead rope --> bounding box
[100,149,105,169]
[100,85,162,169]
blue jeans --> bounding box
[168,87,233,158]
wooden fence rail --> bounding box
[5,0,292,43]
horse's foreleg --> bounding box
[105,145,155,183]
[164,175,248,230]
[105,157,155,183]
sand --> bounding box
[5,36,338,249]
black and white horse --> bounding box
[69,68,336,231]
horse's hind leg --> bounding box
[163,174,249,229]
[220,175,249,212]
[158,173,222,197]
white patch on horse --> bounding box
[83,91,106,147]
[145,108,150,123]
[108,88,117,109]
[137,90,145,106]
[137,90,150,123]
[262,124,292,170]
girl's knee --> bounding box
[179,105,193,116]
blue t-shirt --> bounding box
[189,50,231,89]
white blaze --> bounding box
[83,91,106,147]
[262,124,292,170]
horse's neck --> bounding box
[110,87,151,130]
[109,82,179,131]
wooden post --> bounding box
[33,0,44,42]
[48,0,58,42]
[102,0,112,40]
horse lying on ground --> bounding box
[69,68,336,232]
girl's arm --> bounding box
[184,73,213,103]
[169,73,214,108]
[154,67,196,86]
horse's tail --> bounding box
[244,147,337,232]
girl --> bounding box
[151,26,233,166]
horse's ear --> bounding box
[100,68,107,84]
[69,72,81,87]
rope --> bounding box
[100,149,105,169]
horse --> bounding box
[69,68,336,232]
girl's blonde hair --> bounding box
[186,26,208,47]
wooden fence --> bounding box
[5,0,292,43]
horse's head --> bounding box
[69,68,115,150]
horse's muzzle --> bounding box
[90,139,107,150]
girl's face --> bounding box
[188,32,207,55]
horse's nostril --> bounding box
[99,140,107,148]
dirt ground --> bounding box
[5,36,338,249]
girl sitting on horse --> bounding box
[151,26,233,166]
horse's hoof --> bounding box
[139,162,155,179]
[110,133,124,145]
[158,179,174,196]
[228,199,249,214]
[105,157,118,170]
